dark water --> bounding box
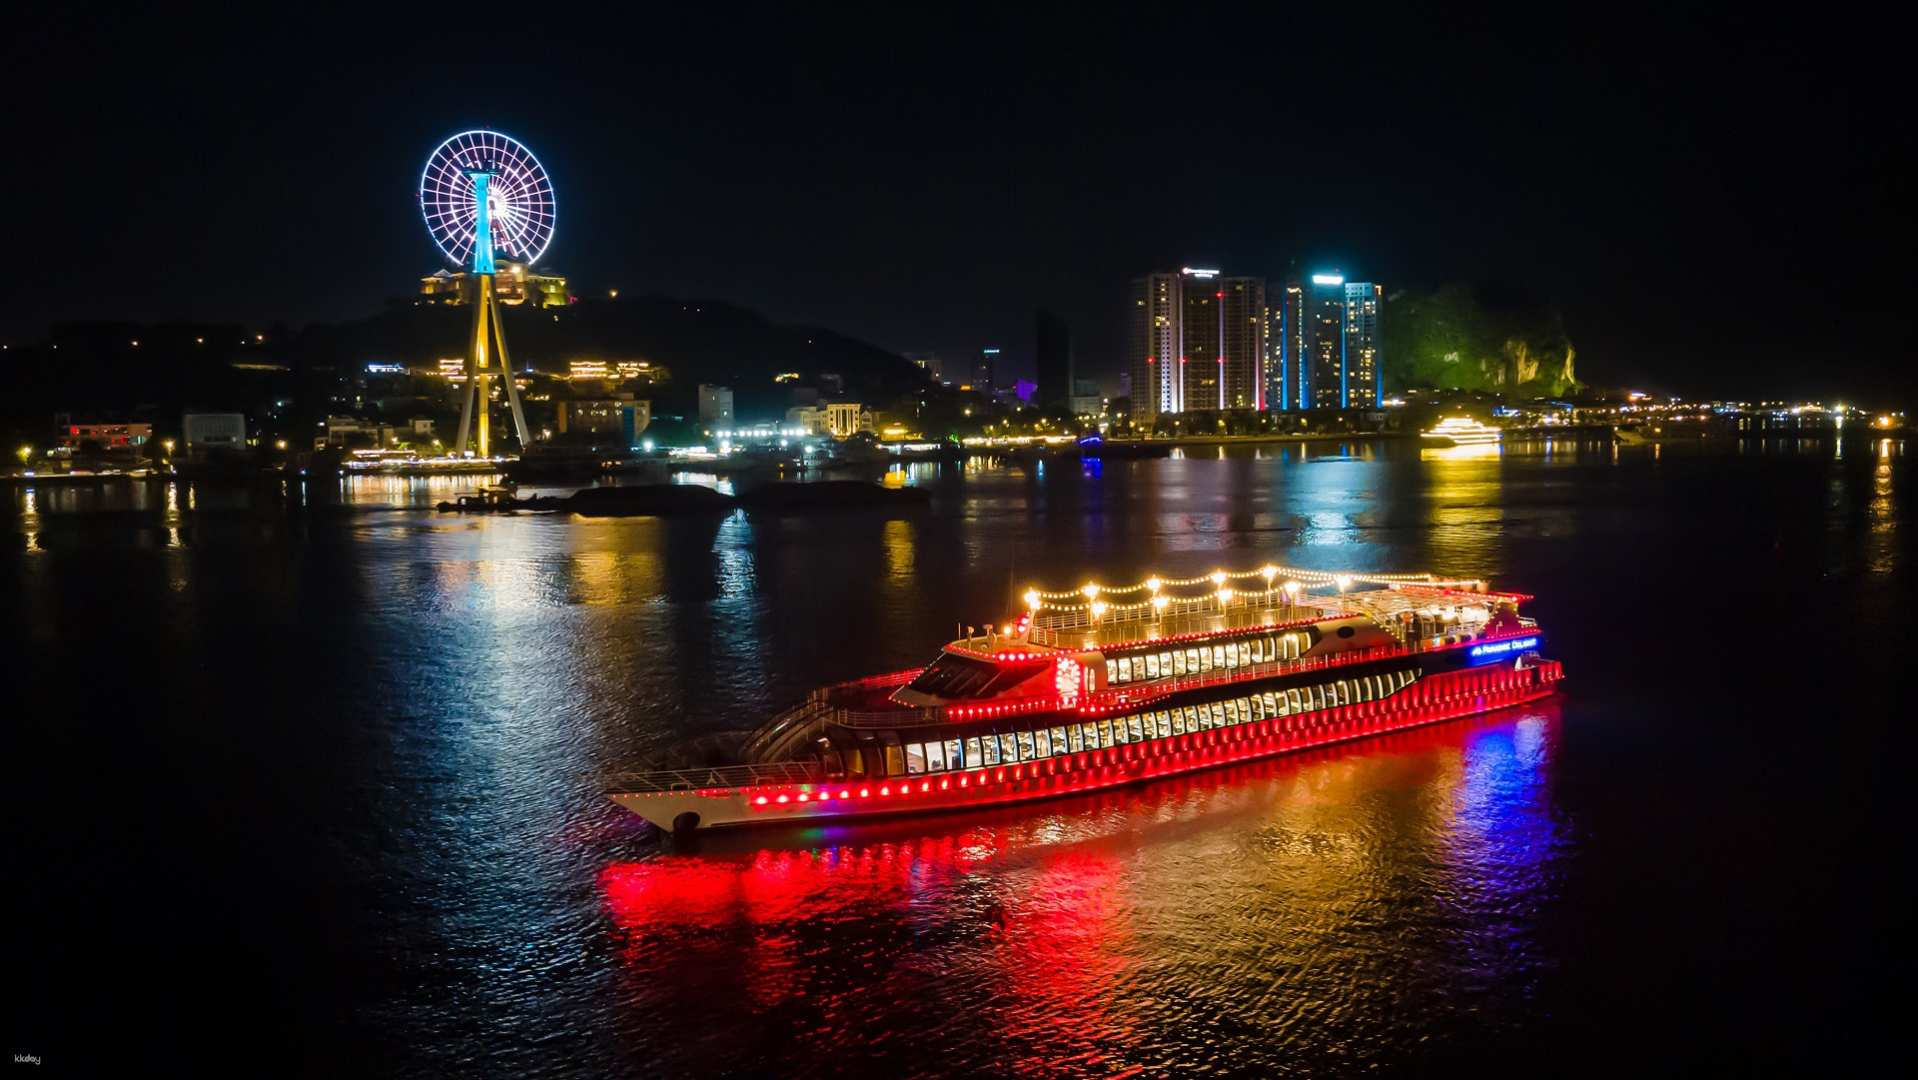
[5,439,1911,1075]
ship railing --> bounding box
[606,759,823,794]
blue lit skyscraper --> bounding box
[1266,282,1304,411]
[1304,273,1346,409]
[1343,282,1383,408]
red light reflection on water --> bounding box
[598,706,1564,1073]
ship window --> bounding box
[1083,721,1099,750]
[925,740,946,772]
[1238,642,1251,667]
[1249,696,1265,721]
[1224,699,1239,724]
[1250,636,1267,663]
[1184,705,1201,730]
[1106,659,1118,684]
[1128,715,1145,741]
[906,653,1013,699]
[885,744,905,776]
[1034,728,1051,758]
[1212,703,1227,728]
[980,734,1001,766]
[1098,719,1113,748]
[1197,649,1211,673]
[1017,730,1036,761]
[1111,718,1128,745]
[1144,654,1160,679]
[1287,689,1302,712]
[906,744,927,774]
[1213,646,1227,670]
[1051,727,1068,754]
[946,738,964,770]
[965,736,982,768]
[1173,650,1188,675]
[1157,712,1171,738]
[1171,709,1186,735]
[1001,733,1019,763]
[1064,725,1081,754]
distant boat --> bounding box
[1420,417,1503,446]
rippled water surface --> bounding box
[5,438,1911,1075]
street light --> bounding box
[16,444,30,465]
[161,438,175,458]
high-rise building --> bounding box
[1034,309,1072,410]
[1293,273,1385,410]
[1266,283,1304,411]
[1343,282,1383,408]
[697,384,734,425]
[904,351,944,383]
[1127,268,1267,421]
[971,348,999,395]
[1304,274,1347,409]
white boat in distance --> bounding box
[1420,417,1503,446]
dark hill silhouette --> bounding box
[323,295,922,416]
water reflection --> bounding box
[599,708,1564,1075]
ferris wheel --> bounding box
[419,130,556,270]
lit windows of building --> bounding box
[569,359,610,380]
[824,402,871,438]
[698,384,734,425]
[418,261,568,308]
[1128,268,1267,420]
[437,357,467,382]
[1342,282,1384,409]
[555,398,650,444]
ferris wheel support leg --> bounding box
[454,369,475,458]
[492,289,531,448]
[475,276,495,457]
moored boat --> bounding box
[607,566,1563,833]
[1420,417,1503,446]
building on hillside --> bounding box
[786,406,828,435]
[905,351,945,383]
[419,261,567,308]
[58,421,152,451]
[825,402,872,437]
[555,398,651,444]
[183,413,246,450]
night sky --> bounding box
[7,9,1911,401]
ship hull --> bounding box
[610,656,1564,833]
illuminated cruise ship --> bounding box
[1420,416,1503,446]
[608,566,1564,833]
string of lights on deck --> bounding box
[1021,565,1485,616]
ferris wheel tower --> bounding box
[419,130,556,457]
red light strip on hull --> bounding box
[695,660,1566,822]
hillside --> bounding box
[1383,285,1579,397]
